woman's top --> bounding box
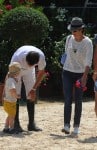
[63,35,93,73]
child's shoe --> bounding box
[3,128,9,133]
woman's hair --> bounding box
[26,51,39,66]
[81,28,85,34]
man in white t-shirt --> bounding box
[10,45,46,132]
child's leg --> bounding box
[95,92,97,116]
[8,116,16,134]
[9,116,15,129]
[5,116,9,128]
[3,116,10,133]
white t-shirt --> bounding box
[63,35,93,73]
[4,78,17,102]
[11,45,46,76]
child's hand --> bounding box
[17,95,21,99]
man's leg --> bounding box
[27,100,42,131]
[14,100,24,132]
[23,68,42,131]
[14,80,24,132]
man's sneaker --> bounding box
[73,127,79,135]
[28,124,42,132]
[61,125,70,134]
[14,126,24,133]
[8,129,16,134]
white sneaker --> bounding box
[73,127,79,135]
[62,125,70,134]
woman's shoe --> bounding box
[73,127,79,135]
[61,125,70,134]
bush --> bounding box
[0,6,49,47]
[0,6,49,83]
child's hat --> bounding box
[9,62,21,75]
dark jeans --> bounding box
[62,70,83,127]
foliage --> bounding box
[0,41,13,83]
[43,3,68,41]
[0,6,49,48]
[40,34,68,97]
[0,4,49,83]
[41,71,50,86]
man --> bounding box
[10,45,46,132]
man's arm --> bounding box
[28,70,45,101]
[33,70,45,90]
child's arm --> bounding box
[10,88,20,99]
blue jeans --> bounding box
[62,70,83,127]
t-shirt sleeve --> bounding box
[10,54,19,63]
[38,55,46,70]
[85,40,93,67]
[7,78,16,90]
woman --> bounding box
[62,17,93,135]
[92,34,97,116]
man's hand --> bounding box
[28,89,36,101]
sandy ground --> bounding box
[0,99,97,150]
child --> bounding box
[3,62,21,134]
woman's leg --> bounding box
[74,86,83,127]
[62,71,74,127]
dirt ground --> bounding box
[0,99,97,150]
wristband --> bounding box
[32,88,36,91]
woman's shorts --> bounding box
[3,101,16,117]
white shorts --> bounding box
[16,68,36,99]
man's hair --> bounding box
[26,51,39,66]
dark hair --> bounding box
[26,51,39,66]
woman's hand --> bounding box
[81,75,87,87]
[93,73,97,81]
